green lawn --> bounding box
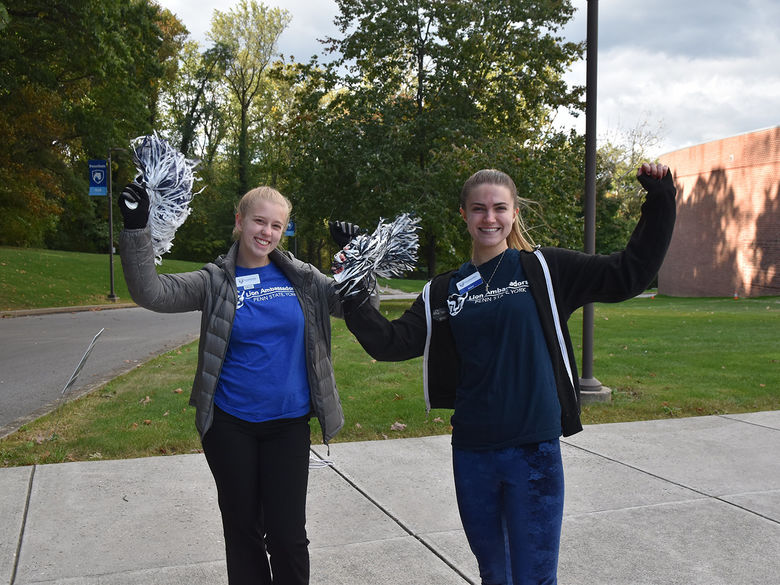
[1,247,777,467]
[0,246,424,310]
[0,246,205,310]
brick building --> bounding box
[658,126,780,297]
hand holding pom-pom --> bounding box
[118,182,150,230]
[130,132,201,264]
[331,214,420,299]
[329,220,364,249]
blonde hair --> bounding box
[232,186,292,241]
[460,169,535,252]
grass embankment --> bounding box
[0,246,206,310]
[1,246,777,467]
[0,246,424,310]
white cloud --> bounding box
[159,0,780,156]
[563,0,780,155]
[158,0,339,61]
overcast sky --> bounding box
[157,0,780,157]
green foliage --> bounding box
[0,0,642,279]
[159,40,231,159]
[0,0,183,248]
[284,0,586,275]
[166,176,236,263]
[209,0,291,197]
[594,121,666,253]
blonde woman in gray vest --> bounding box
[119,182,368,585]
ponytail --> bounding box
[507,212,535,252]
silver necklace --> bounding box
[478,249,507,293]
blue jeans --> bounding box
[452,439,564,585]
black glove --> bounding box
[119,182,150,229]
[328,220,362,248]
[637,169,676,198]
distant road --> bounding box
[0,307,200,437]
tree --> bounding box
[159,41,231,159]
[208,0,290,198]
[0,0,183,249]
[312,0,585,275]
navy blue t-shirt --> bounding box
[214,263,311,423]
[447,248,561,450]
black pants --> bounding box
[202,406,311,585]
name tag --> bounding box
[456,271,483,294]
[236,274,261,289]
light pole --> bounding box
[580,0,610,401]
[106,147,127,302]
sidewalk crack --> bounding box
[320,457,476,584]
[10,464,35,585]
[563,442,780,526]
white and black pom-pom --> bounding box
[332,213,420,297]
[131,132,201,264]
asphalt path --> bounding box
[0,307,200,438]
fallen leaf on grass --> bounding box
[139,395,151,405]
[354,422,362,429]
[173,388,183,394]
[390,421,407,431]
[143,419,152,425]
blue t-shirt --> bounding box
[447,248,561,450]
[214,263,311,422]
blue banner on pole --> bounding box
[89,160,108,196]
[285,221,296,236]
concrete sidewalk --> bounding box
[2,411,779,585]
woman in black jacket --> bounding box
[342,163,676,585]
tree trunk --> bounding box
[237,105,249,197]
[425,234,437,278]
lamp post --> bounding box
[106,147,127,302]
[580,0,610,401]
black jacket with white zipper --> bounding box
[344,172,676,437]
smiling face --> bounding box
[234,198,289,268]
[460,183,518,264]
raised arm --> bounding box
[118,183,207,313]
[544,163,677,312]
